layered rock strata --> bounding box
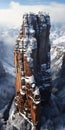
[14,12,51,129]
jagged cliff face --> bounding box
[14,12,51,129]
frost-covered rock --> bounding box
[6,113,31,130]
[0,61,5,77]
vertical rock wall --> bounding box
[14,12,51,129]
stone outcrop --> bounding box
[14,12,51,129]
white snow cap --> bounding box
[29,26,35,34]
[33,88,40,96]
[23,38,29,42]
[25,75,35,84]
[41,64,46,70]
[21,77,25,80]
[16,37,21,42]
[22,85,26,90]
[20,89,25,95]
[31,83,36,88]
[38,12,46,22]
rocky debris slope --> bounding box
[6,112,32,130]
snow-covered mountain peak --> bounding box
[50,24,65,80]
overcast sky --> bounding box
[0,1,65,27]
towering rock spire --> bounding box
[14,12,51,129]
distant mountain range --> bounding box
[0,25,19,75]
[50,24,65,80]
